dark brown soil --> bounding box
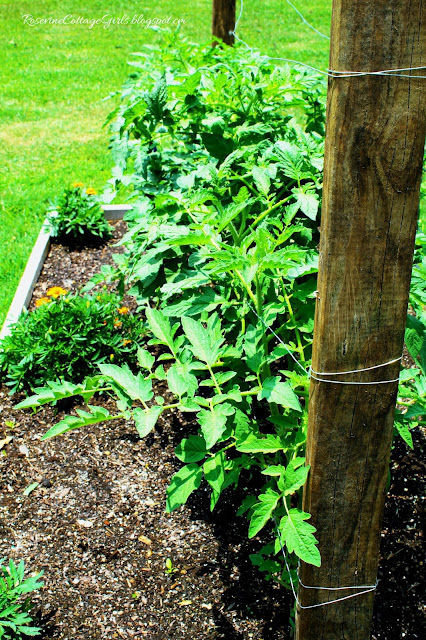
[0,222,424,639]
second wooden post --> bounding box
[212,0,236,46]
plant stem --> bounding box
[209,236,258,308]
[207,364,221,394]
[255,274,279,416]
[242,196,292,241]
[282,281,306,367]
[240,387,261,397]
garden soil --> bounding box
[0,222,424,639]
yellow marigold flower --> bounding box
[46,286,68,298]
[110,354,115,361]
[35,297,51,307]
[117,306,129,315]
[122,339,132,346]
[72,181,84,188]
[86,187,97,195]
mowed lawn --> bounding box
[0,0,333,325]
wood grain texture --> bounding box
[295,1,425,638]
[212,0,236,45]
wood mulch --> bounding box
[0,221,424,639]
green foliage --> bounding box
[17,309,318,579]
[47,185,112,246]
[0,291,144,393]
[0,559,43,639]
[395,247,426,448]
[13,32,426,594]
[105,30,325,208]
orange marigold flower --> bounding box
[35,297,51,307]
[117,306,129,315]
[72,181,84,188]
[46,286,67,298]
[113,319,122,328]
[86,187,97,195]
[122,339,132,346]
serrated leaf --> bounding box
[282,460,310,495]
[258,377,301,411]
[203,451,226,496]
[145,307,176,354]
[133,405,162,438]
[178,398,201,412]
[261,465,285,477]
[99,364,153,403]
[42,405,111,440]
[16,626,42,636]
[394,419,414,449]
[216,200,253,233]
[260,247,307,272]
[137,348,155,370]
[15,378,100,409]
[175,435,207,462]
[248,490,280,538]
[252,166,271,196]
[286,253,318,279]
[182,316,223,366]
[279,509,321,566]
[166,463,203,512]
[232,409,255,441]
[292,187,319,221]
[167,232,213,247]
[167,363,189,397]
[236,433,284,453]
[405,327,424,359]
[275,140,305,179]
[197,404,232,449]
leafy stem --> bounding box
[282,281,306,367]
[207,364,222,394]
[242,196,292,241]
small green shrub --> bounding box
[47,184,112,245]
[0,289,145,393]
[0,558,44,639]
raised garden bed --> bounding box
[0,218,424,639]
[0,205,132,341]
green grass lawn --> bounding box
[0,0,333,326]
[3,1,424,326]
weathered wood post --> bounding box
[212,0,236,45]
[296,1,425,639]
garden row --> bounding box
[1,32,425,635]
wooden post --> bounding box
[212,0,236,46]
[296,1,425,639]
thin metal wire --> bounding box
[286,0,330,40]
[273,518,377,609]
[233,0,244,34]
[230,0,426,79]
[246,301,401,385]
[310,355,402,385]
[309,373,401,385]
[246,301,307,375]
[310,356,402,375]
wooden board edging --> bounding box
[0,205,131,341]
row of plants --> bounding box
[1,33,425,610]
